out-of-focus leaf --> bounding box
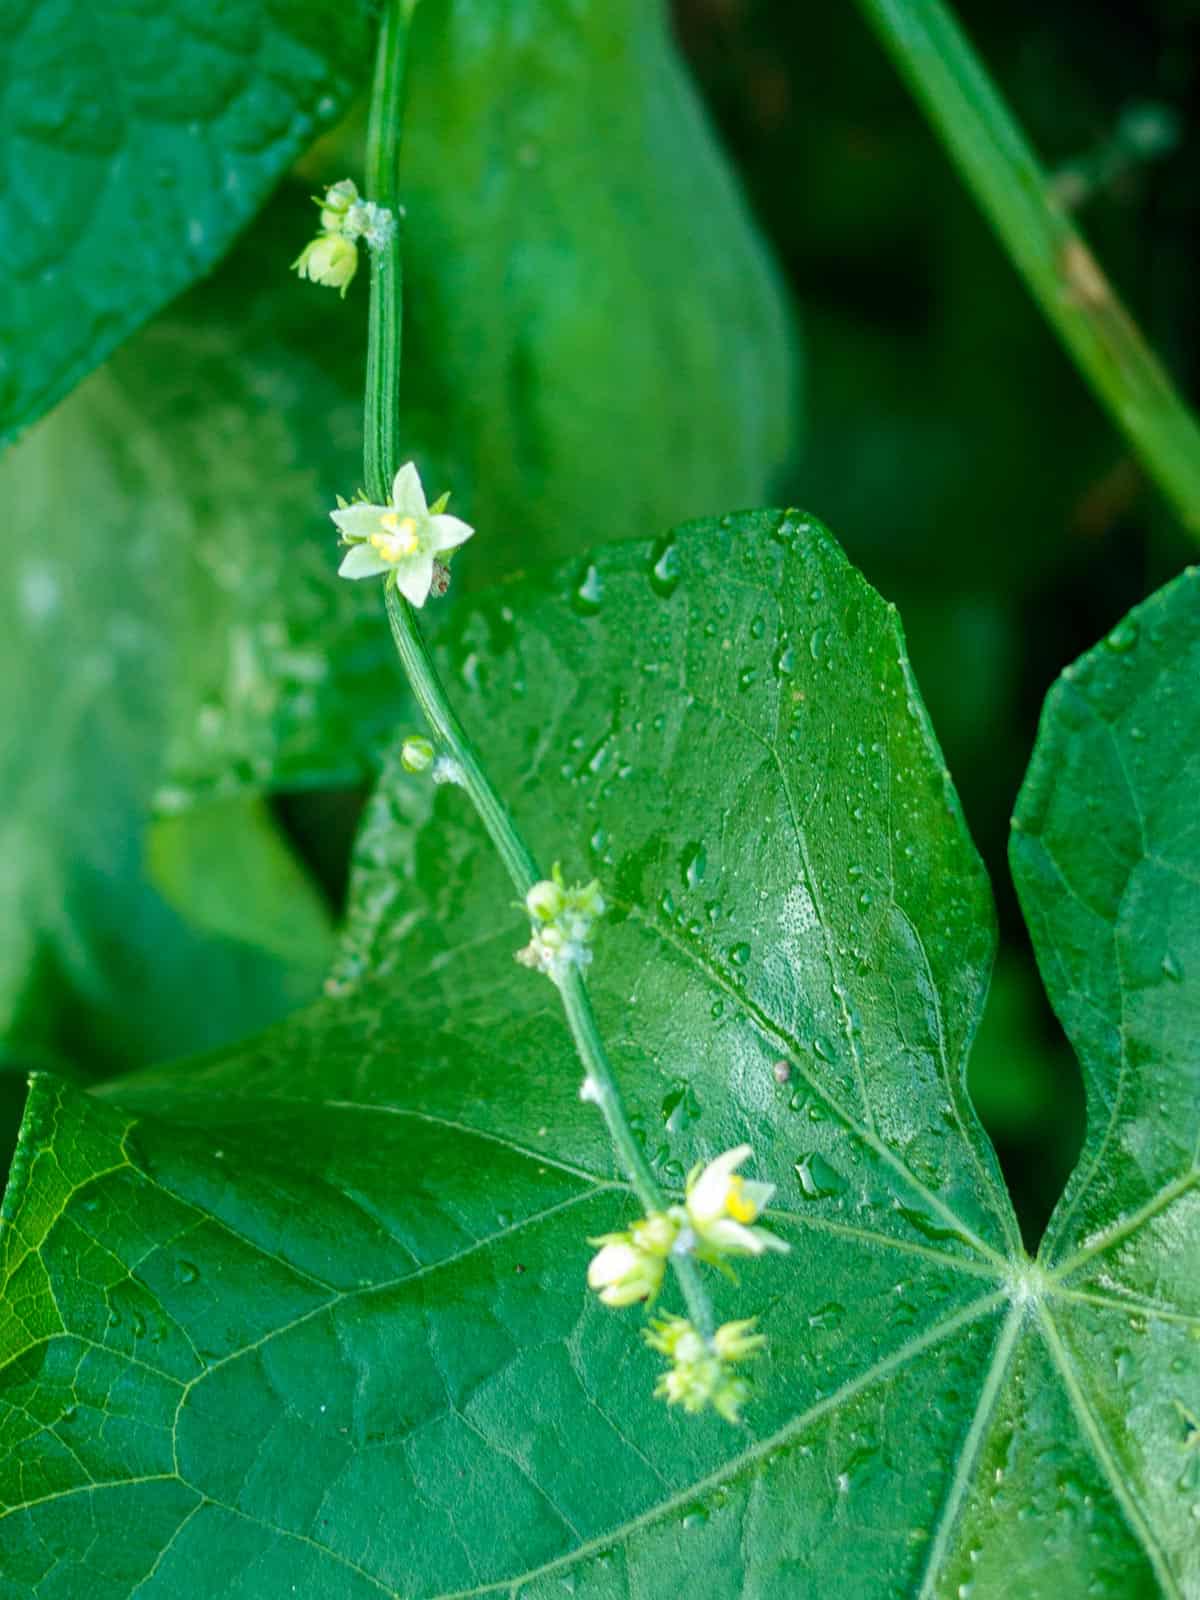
[0,331,345,1081]
[393,0,799,581]
[0,0,369,445]
[147,797,334,970]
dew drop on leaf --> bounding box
[794,1152,847,1199]
[648,537,681,598]
[572,562,604,615]
[681,841,707,889]
[1104,618,1139,653]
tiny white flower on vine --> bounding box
[293,232,358,296]
[587,1238,664,1307]
[644,1314,765,1423]
[676,1145,789,1259]
[516,866,606,980]
[331,463,474,605]
[586,1212,676,1306]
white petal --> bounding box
[742,1179,776,1215]
[704,1219,766,1255]
[587,1241,638,1288]
[428,514,474,553]
[688,1144,752,1224]
[338,544,390,579]
[331,503,386,539]
[391,462,427,516]
[751,1227,791,1254]
[395,553,435,606]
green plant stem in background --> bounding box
[367,0,715,1340]
[362,0,415,506]
[855,0,1200,542]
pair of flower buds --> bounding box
[293,178,397,297]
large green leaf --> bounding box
[0,519,1194,1595]
[0,0,369,446]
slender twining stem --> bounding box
[366,0,714,1340]
[855,0,1200,541]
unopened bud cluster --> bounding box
[644,1314,766,1422]
[515,866,605,982]
[293,178,398,297]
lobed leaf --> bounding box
[0,521,1195,1596]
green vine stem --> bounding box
[856,0,1200,541]
[365,0,715,1341]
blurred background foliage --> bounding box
[4,0,1199,1242]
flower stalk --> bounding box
[365,0,717,1345]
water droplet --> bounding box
[649,537,681,598]
[772,1060,791,1084]
[572,563,604,615]
[681,1504,709,1529]
[661,1081,701,1133]
[682,842,707,890]
[808,1301,845,1330]
[750,616,765,641]
[812,1036,835,1063]
[809,627,829,661]
[896,1203,969,1245]
[729,942,751,968]
[1163,952,1184,982]
[794,1153,847,1199]
[1104,618,1139,653]
[774,641,796,676]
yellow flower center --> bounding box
[370,513,420,562]
[725,1175,757,1223]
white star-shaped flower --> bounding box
[331,463,473,605]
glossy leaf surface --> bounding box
[0,522,1195,1596]
[0,0,368,445]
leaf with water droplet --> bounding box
[4,527,1197,1597]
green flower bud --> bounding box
[400,735,434,773]
[644,1315,765,1423]
[526,878,566,923]
[293,233,358,297]
[318,177,359,232]
[586,1235,665,1306]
